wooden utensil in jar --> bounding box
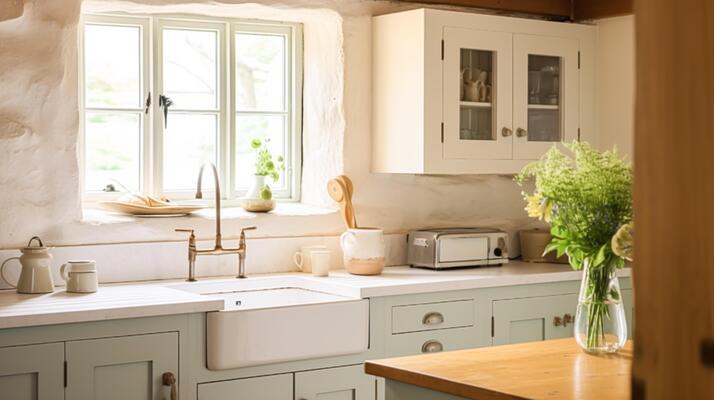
[327,175,357,229]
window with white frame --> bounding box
[80,14,302,202]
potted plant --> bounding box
[516,142,633,353]
[241,138,284,213]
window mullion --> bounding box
[151,16,163,197]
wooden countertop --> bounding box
[365,339,632,400]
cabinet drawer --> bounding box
[392,299,474,334]
[198,373,292,399]
[386,326,482,357]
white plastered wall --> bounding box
[0,0,538,254]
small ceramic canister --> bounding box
[60,260,98,293]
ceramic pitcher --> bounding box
[0,236,55,294]
[340,228,385,275]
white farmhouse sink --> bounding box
[168,277,369,370]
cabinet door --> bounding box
[0,343,64,400]
[198,373,292,400]
[66,332,178,400]
[512,34,579,160]
[493,294,577,345]
[442,27,513,160]
[295,364,376,400]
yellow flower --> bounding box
[524,192,552,222]
[524,193,543,218]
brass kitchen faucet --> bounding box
[175,163,256,281]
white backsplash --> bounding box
[0,234,408,289]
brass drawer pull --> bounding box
[162,372,177,400]
[554,313,575,327]
[421,340,444,353]
[422,312,444,326]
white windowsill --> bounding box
[83,202,338,226]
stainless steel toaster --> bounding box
[407,228,509,269]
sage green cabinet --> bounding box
[0,342,64,400]
[492,293,578,345]
[295,364,376,400]
[197,373,293,399]
[66,332,178,400]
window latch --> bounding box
[159,94,173,128]
[144,92,151,114]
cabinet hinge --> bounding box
[441,40,444,60]
[578,51,581,69]
[491,316,495,337]
[63,361,67,387]
[440,123,444,143]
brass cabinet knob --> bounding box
[516,128,528,137]
[422,312,444,326]
[501,127,513,137]
[563,313,574,327]
[422,340,444,353]
[162,372,177,400]
[554,313,575,328]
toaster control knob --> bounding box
[494,248,503,257]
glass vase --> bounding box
[574,259,628,353]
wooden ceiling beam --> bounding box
[573,0,633,20]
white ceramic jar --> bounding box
[340,228,385,275]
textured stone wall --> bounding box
[0,0,538,251]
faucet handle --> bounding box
[175,228,195,238]
[240,226,257,233]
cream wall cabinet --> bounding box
[372,9,595,174]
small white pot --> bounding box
[241,175,275,213]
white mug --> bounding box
[60,260,98,293]
[310,250,330,277]
[293,245,328,273]
[340,228,386,275]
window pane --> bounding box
[84,112,141,192]
[235,33,285,111]
[85,24,142,109]
[163,28,218,110]
[163,113,217,191]
[235,114,286,190]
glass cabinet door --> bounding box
[443,27,512,160]
[513,34,579,160]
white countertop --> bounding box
[0,261,630,329]
[0,284,223,329]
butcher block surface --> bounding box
[365,338,632,400]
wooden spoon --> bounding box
[337,175,357,228]
[327,176,357,229]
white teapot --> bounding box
[0,236,55,294]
